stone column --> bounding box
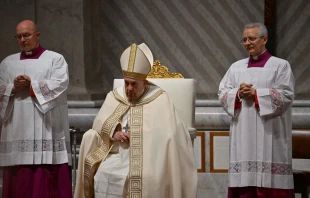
[36,0,89,99]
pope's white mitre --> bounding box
[138,43,154,66]
[120,43,152,80]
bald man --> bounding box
[0,20,72,197]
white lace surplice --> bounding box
[0,51,71,166]
[218,57,295,189]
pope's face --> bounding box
[242,27,267,56]
[124,77,146,101]
[15,23,40,52]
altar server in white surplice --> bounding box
[218,23,295,198]
[74,43,197,198]
[0,20,72,197]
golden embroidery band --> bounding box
[127,43,137,72]
[84,104,129,198]
[128,106,143,197]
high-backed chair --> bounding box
[113,60,197,140]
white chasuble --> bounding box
[0,51,71,166]
[75,84,197,198]
[218,57,295,189]
[94,110,130,197]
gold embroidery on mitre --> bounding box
[147,60,184,78]
[122,70,148,81]
[129,106,143,198]
[128,43,137,72]
[84,103,129,198]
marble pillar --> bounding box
[36,0,88,99]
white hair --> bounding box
[244,23,268,37]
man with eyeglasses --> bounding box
[0,20,72,197]
[219,23,295,198]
